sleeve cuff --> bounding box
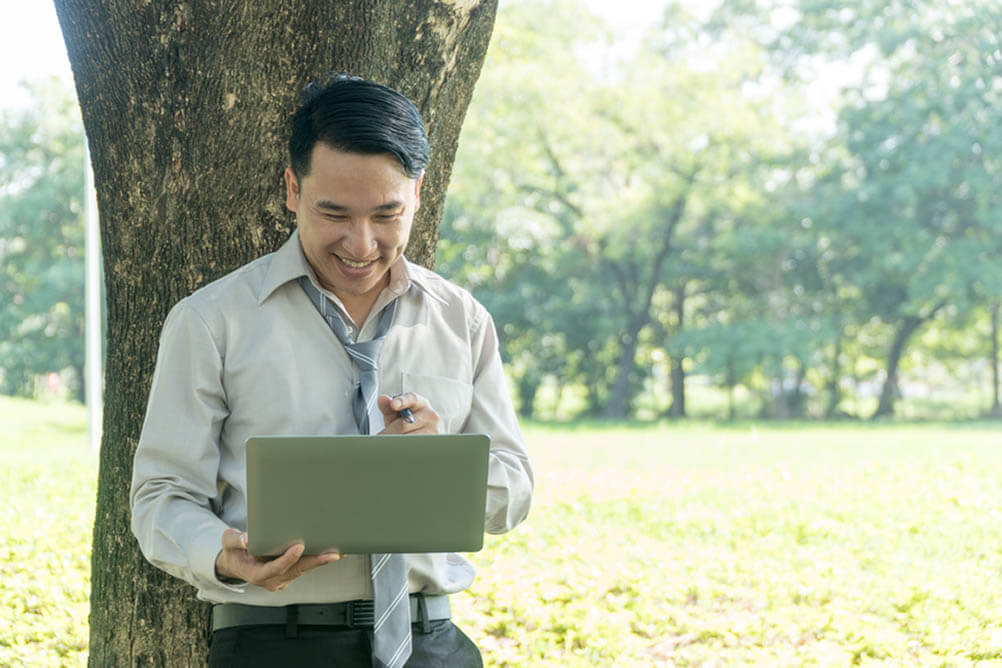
[191,522,248,593]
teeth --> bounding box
[340,257,373,269]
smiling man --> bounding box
[129,74,533,668]
[288,146,420,325]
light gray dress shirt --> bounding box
[130,230,534,605]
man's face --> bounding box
[285,144,422,310]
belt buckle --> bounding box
[345,599,375,627]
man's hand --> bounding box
[214,528,340,591]
[378,393,441,434]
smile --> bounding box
[338,256,377,269]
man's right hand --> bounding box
[214,528,340,591]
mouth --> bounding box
[336,255,378,269]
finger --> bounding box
[377,394,397,420]
[390,392,426,413]
[257,543,305,578]
[296,551,341,573]
[376,395,406,435]
[259,550,338,590]
[400,419,441,435]
[379,394,430,434]
[221,528,246,551]
[400,397,440,434]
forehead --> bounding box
[307,145,409,182]
[301,145,415,209]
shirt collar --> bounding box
[256,229,447,307]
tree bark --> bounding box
[604,323,642,419]
[871,303,945,419]
[823,327,844,419]
[991,301,1001,417]
[668,355,686,418]
[726,359,737,421]
[667,283,686,419]
[54,2,498,665]
[600,195,687,419]
[516,370,541,419]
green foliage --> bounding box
[709,0,1002,417]
[438,0,1002,420]
[11,396,1002,665]
[441,0,800,419]
[0,79,87,400]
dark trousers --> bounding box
[208,619,483,667]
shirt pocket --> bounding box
[400,371,474,434]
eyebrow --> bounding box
[315,200,405,212]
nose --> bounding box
[343,221,376,257]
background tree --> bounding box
[0,79,85,400]
[442,0,801,419]
[713,0,1002,418]
[54,1,499,665]
[437,0,609,418]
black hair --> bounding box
[289,73,429,180]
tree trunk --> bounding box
[600,196,687,420]
[823,328,844,419]
[54,2,498,666]
[667,283,686,418]
[991,301,1001,417]
[872,315,923,419]
[668,356,686,418]
[71,362,86,404]
[726,359,737,421]
[871,299,948,419]
[516,371,541,419]
[788,358,807,419]
[603,324,642,419]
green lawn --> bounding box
[3,397,1002,666]
[1,397,94,668]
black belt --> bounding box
[211,594,451,633]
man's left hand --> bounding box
[377,393,441,434]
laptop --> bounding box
[245,434,490,557]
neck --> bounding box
[324,275,390,326]
[339,294,377,327]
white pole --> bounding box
[85,139,103,452]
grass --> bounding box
[1,397,94,668]
[4,396,1002,666]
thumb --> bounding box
[221,528,247,551]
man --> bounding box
[130,74,533,667]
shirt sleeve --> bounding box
[129,300,244,592]
[463,308,534,534]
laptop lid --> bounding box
[245,434,490,557]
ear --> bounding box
[413,172,424,212]
[284,167,300,213]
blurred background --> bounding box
[4,0,1002,425]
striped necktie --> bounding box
[299,277,412,668]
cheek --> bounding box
[304,221,340,245]
[377,227,409,250]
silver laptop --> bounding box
[245,434,490,557]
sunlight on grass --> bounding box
[457,422,1002,666]
[0,397,94,668]
[4,396,1002,666]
